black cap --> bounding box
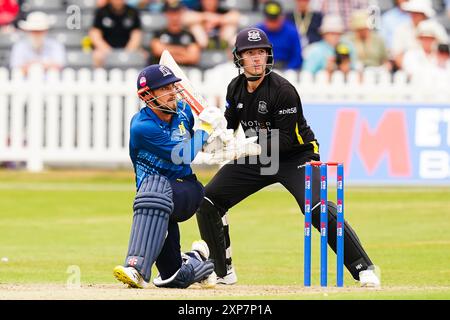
[263,1,283,20]
[163,0,184,12]
[234,27,272,54]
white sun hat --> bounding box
[416,19,442,38]
[320,15,345,34]
[401,0,435,18]
[18,12,50,31]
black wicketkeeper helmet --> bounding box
[232,27,274,70]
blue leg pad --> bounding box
[125,175,174,282]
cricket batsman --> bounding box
[113,64,226,289]
[196,28,381,287]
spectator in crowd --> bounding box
[302,15,356,74]
[0,0,19,32]
[310,0,369,31]
[183,0,240,49]
[286,0,323,48]
[380,0,411,52]
[10,11,66,73]
[402,20,450,77]
[90,0,143,67]
[391,0,448,69]
[150,1,201,66]
[256,0,302,70]
[344,10,388,68]
[334,42,352,76]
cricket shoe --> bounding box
[191,240,217,288]
[359,268,381,287]
[217,265,238,285]
[113,265,149,289]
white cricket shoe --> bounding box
[217,265,238,285]
[191,240,217,288]
[113,265,149,289]
[359,269,381,287]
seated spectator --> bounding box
[0,0,19,32]
[311,0,369,31]
[150,1,201,66]
[286,0,323,48]
[344,10,388,68]
[256,0,302,70]
[380,0,411,52]
[391,0,447,69]
[302,15,356,74]
[402,20,450,77]
[10,11,66,73]
[183,0,240,49]
[334,43,352,76]
[89,0,143,67]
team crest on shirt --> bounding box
[159,65,172,77]
[258,101,268,114]
[248,30,261,42]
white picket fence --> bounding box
[0,65,449,171]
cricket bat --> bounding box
[159,50,260,161]
[159,50,208,115]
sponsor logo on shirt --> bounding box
[278,107,297,115]
[237,103,243,109]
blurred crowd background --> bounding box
[0,0,449,78]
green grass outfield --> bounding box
[0,169,449,300]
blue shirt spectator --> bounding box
[380,0,411,51]
[257,1,302,70]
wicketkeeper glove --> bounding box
[198,106,227,135]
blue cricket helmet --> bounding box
[137,64,181,91]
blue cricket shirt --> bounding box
[129,102,208,189]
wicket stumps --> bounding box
[304,161,344,287]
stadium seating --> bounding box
[5,0,449,70]
[21,0,64,13]
[222,0,254,11]
[239,12,264,28]
[66,50,94,69]
[103,50,147,69]
[140,13,167,32]
[49,31,86,49]
[66,0,97,11]
[198,50,229,70]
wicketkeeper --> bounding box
[196,28,381,287]
[113,64,226,289]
